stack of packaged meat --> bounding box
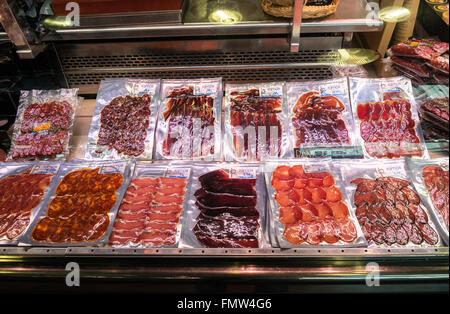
[388,39,449,86]
[8,89,79,161]
[109,164,189,248]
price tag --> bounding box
[229,167,257,179]
[30,164,60,175]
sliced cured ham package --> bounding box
[155,78,223,161]
[349,77,429,159]
[179,163,268,249]
[85,78,161,160]
[287,78,360,158]
[405,157,449,244]
[265,159,366,248]
[22,160,134,247]
[0,162,60,245]
[8,88,79,161]
[224,82,290,162]
[337,159,444,248]
[108,162,191,248]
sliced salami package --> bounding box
[224,82,290,162]
[22,160,134,247]
[8,88,79,161]
[0,162,60,245]
[85,78,161,160]
[337,159,444,248]
[108,162,192,248]
[155,78,223,161]
[349,76,429,159]
[287,78,361,158]
[388,39,449,60]
[405,157,449,244]
[179,163,268,249]
[264,159,366,248]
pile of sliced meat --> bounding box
[292,91,350,147]
[230,89,282,160]
[162,87,215,158]
[357,99,423,158]
[422,166,449,231]
[97,94,151,157]
[193,169,260,248]
[0,170,53,240]
[31,168,123,243]
[109,177,187,247]
[11,101,74,159]
[272,165,357,245]
[351,176,439,246]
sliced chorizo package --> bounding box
[264,159,366,248]
[287,78,360,158]
[179,163,269,249]
[8,88,79,161]
[405,157,449,244]
[155,78,223,161]
[349,76,429,159]
[85,78,161,160]
[108,162,192,248]
[337,159,444,248]
[224,82,290,162]
[0,162,60,245]
[22,160,134,247]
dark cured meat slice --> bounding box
[384,225,397,245]
[371,223,386,245]
[193,213,259,248]
[195,201,259,217]
[407,204,428,225]
[395,226,409,245]
[195,188,257,208]
[199,169,256,196]
[403,222,423,245]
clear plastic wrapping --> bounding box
[264,159,366,248]
[405,157,449,244]
[155,78,223,161]
[108,162,192,248]
[337,159,444,248]
[179,163,268,248]
[224,82,290,162]
[349,76,429,159]
[23,160,134,246]
[8,88,79,161]
[85,78,161,160]
[0,162,60,245]
[287,78,361,158]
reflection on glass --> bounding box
[378,6,411,23]
[209,9,243,24]
[43,16,73,29]
[317,49,380,65]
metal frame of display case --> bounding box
[0,0,448,293]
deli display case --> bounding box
[0,0,448,295]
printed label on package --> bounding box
[260,85,283,98]
[229,167,257,179]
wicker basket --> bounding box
[262,0,340,19]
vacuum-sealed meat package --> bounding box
[389,39,449,60]
[180,163,268,248]
[338,159,443,248]
[8,89,79,161]
[287,78,359,157]
[0,162,60,245]
[108,162,191,248]
[24,160,134,246]
[155,78,223,160]
[224,82,289,161]
[85,78,160,160]
[349,76,428,159]
[265,159,366,248]
[406,157,449,244]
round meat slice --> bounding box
[283,222,308,244]
[371,223,386,245]
[336,218,357,243]
[321,219,340,244]
[306,222,323,245]
[418,223,439,245]
[403,222,423,245]
[395,225,409,246]
[384,225,397,246]
[361,222,372,242]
